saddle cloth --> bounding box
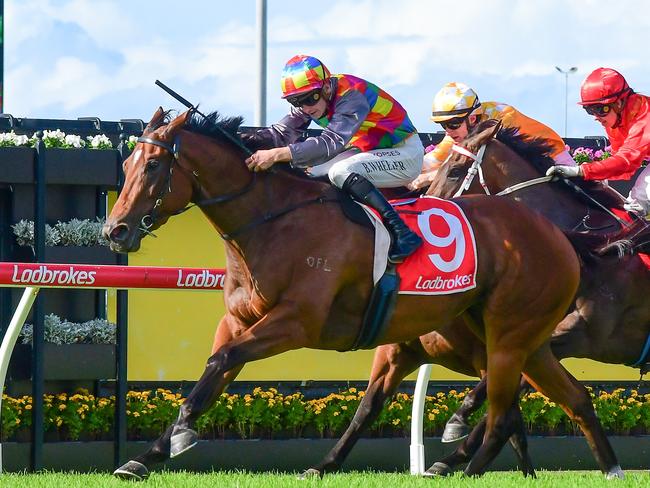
[362,196,478,295]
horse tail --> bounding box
[560,230,607,264]
[563,219,650,261]
[596,219,650,256]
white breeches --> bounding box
[308,134,424,188]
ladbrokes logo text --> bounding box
[12,265,97,285]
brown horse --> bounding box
[103,108,619,480]
[418,120,650,473]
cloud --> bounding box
[4,0,650,137]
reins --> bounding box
[135,132,337,241]
[449,143,629,228]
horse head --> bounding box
[426,120,503,199]
[104,107,195,252]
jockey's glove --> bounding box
[545,165,583,178]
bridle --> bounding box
[450,143,553,198]
[448,142,628,228]
[134,134,257,237]
[133,132,334,241]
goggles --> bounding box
[287,90,322,108]
[583,104,612,117]
[439,116,468,131]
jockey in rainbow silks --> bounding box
[409,82,575,190]
[547,68,650,218]
[244,54,423,263]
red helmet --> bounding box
[579,67,632,105]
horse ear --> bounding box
[161,110,191,140]
[144,107,166,134]
[471,119,502,149]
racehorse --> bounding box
[103,108,620,480]
[418,120,650,473]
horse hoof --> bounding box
[113,460,149,481]
[441,416,469,443]
[423,462,453,477]
[297,468,323,480]
[170,427,198,458]
[606,465,624,479]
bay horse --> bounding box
[103,108,620,480]
[418,120,650,474]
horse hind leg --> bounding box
[301,342,422,479]
[523,344,623,479]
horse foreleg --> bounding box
[171,306,304,458]
[463,348,527,476]
[301,342,422,478]
[442,375,487,443]
[428,395,535,477]
[433,374,534,476]
[113,316,245,480]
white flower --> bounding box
[15,134,30,146]
[87,134,113,149]
[43,129,66,142]
[64,134,85,148]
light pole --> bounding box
[555,66,577,137]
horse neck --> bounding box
[183,134,326,250]
[484,145,603,231]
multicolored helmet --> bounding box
[579,68,632,106]
[280,55,331,99]
[430,82,481,122]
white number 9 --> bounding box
[416,208,465,273]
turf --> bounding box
[0,470,647,487]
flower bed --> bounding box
[0,129,138,150]
[3,387,650,442]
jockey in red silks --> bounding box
[547,68,650,217]
[243,55,423,263]
[409,82,576,190]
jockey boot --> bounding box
[343,173,422,263]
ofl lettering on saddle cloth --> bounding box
[393,197,477,295]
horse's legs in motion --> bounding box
[442,375,487,443]
[461,335,530,476]
[523,345,623,479]
[428,392,535,477]
[113,311,301,480]
[301,342,422,478]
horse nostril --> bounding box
[107,223,130,244]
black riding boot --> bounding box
[343,173,422,263]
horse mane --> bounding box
[471,121,625,211]
[183,110,272,153]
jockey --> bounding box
[244,54,423,263]
[546,68,650,217]
[409,82,576,190]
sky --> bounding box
[4,0,650,139]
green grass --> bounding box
[0,471,647,488]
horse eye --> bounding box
[145,159,160,171]
[448,167,464,179]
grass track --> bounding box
[0,471,647,487]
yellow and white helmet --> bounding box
[430,82,481,122]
